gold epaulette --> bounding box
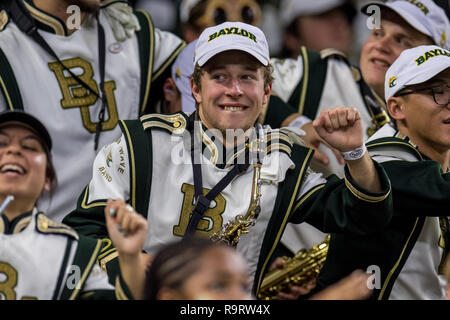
[265,129,295,157]
[139,112,189,135]
[36,213,79,240]
[319,48,348,61]
[0,10,9,32]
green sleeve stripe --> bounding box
[119,119,152,218]
[378,217,424,300]
[287,46,327,119]
[0,48,23,110]
[366,139,423,160]
[80,185,108,209]
[135,9,155,115]
[52,238,75,299]
[152,41,186,81]
[292,183,326,213]
[119,120,138,209]
[344,178,390,203]
[69,239,103,300]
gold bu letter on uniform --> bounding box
[48,58,119,133]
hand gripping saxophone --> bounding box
[210,124,265,247]
[258,235,330,300]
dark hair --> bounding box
[144,237,228,300]
[43,146,57,197]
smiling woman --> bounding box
[0,111,145,300]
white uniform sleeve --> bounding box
[271,56,304,103]
[82,264,114,292]
[152,28,184,76]
[85,135,131,203]
[295,168,327,201]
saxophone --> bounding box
[258,235,330,300]
[210,125,264,248]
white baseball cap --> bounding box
[384,45,450,100]
[361,0,450,49]
[279,0,348,28]
[194,21,269,67]
[171,40,197,113]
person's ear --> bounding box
[386,96,406,122]
[262,82,272,105]
[163,78,178,102]
[191,78,202,105]
[43,176,51,192]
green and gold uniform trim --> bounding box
[58,237,103,300]
[0,211,33,235]
[114,275,131,300]
[344,178,391,203]
[35,213,79,240]
[152,41,186,82]
[120,118,153,217]
[80,186,108,209]
[24,0,66,36]
[366,136,423,161]
[141,112,189,135]
[0,48,24,110]
[288,46,328,118]
[254,147,314,295]
[378,217,423,300]
[134,9,155,115]
[292,183,326,213]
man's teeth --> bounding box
[223,106,244,111]
[0,164,24,174]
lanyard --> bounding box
[9,1,107,150]
[184,120,250,237]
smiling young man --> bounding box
[63,21,394,296]
[316,45,450,300]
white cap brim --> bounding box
[196,44,269,67]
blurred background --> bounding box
[130,0,449,65]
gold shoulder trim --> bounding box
[141,113,188,135]
[320,48,348,60]
[0,10,9,32]
[36,214,79,240]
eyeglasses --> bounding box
[195,0,262,29]
[395,85,450,107]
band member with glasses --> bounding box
[315,45,450,300]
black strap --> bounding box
[9,0,107,150]
[184,120,250,237]
[94,11,107,150]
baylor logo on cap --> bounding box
[415,48,450,65]
[389,76,397,88]
[402,0,429,15]
[208,27,257,43]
